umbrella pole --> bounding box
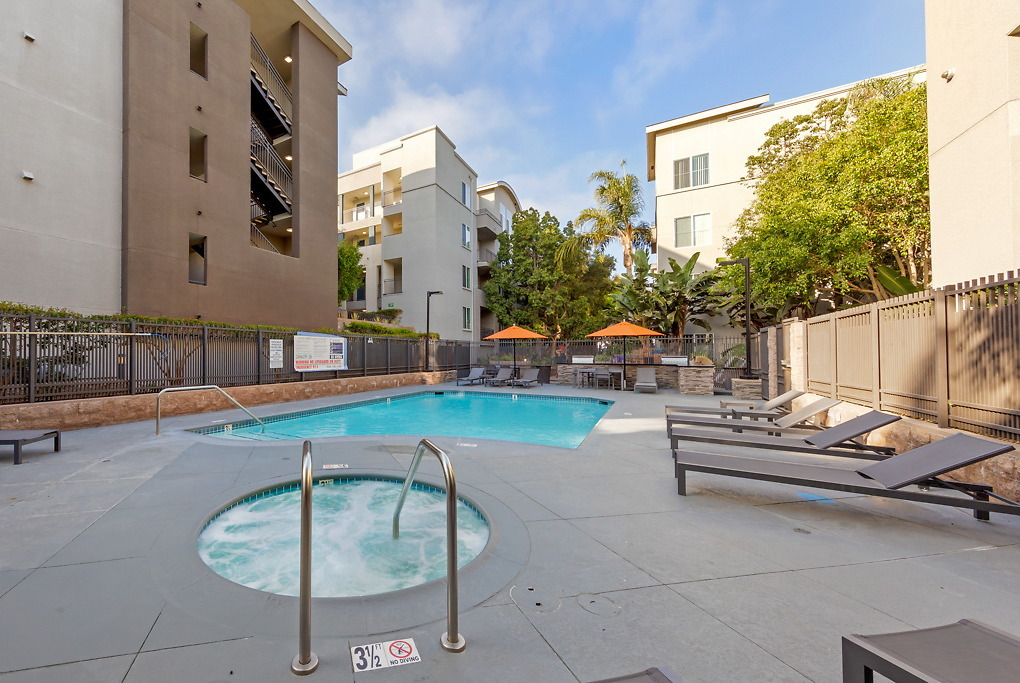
[513,341,517,376]
[622,337,627,390]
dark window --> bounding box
[189,234,207,284]
[189,128,207,180]
[189,24,208,78]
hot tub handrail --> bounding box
[291,440,318,675]
[155,384,265,435]
[393,438,466,653]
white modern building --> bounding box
[338,127,520,341]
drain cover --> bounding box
[577,594,621,617]
[510,585,561,614]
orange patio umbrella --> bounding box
[586,321,664,388]
[484,325,549,373]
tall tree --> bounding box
[337,240,364,305]
[613,251,718,336]
[558,161,652,277]
[483,208,615,339]
[725,76,929,318]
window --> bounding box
[461,181,471,207]
[462,265,471,289]
[674,213,711,247]
[462,307,471,330]
[673,153,709,190]
[461,223,471,249]
[188,234,207,284]
[499,203,513,230]
[189,127,207,181]
[189,23,208,78]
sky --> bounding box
[316,0,926,249]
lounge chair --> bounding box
[1,430,61,465]
[666,389,804,417]
[456,367,486,386]
[670,410,901,458]
[485,368,513,386]
[633,367,658,393]
[666,397,840,436]
[674,432,1019,520]
[510,368,540,387]
[842,619,1020,683]
[587,666,684,683]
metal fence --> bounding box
[794,271,1019,441]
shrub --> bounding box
[342,321,431,339]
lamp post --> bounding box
[719,258,753,379]
[425,290,443,371]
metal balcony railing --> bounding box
[477,249,497,264]
[382,189,403,206]
[383,278,403,295]
[250,225,281,254]
[251,120,293,201]
[341,203,382,224]
[250,35,293,122]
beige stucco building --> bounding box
[2,0,352,330]
[338,127,520,341]
[926,0,1020,287]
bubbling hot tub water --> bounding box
[197,477,489,598]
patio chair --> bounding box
[1,430,61,465]
[485,368,514,386]
[593,366,615,389]
[510,368,540,388]
[665,389,804,418]
[456,367,486,386]
[666,397,840,436]
[674,432,1019,520]
[842,618,1020,683]
[633,367,658,393]
[670,410,901,458]
[587,666,684,683]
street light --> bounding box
[425,290,443,371]
[719,258,753,379]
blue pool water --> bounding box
[193,391,612,448]
[198,477,489,598]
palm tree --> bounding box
[558,161,652,277]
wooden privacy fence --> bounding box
[796,272,1019,441]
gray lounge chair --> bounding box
[456,367,486,385]
[510,368,540,387]
[633,367,658,393]
[675,432,1019,520]
[485,368,514,386]
[666,397,840,436]
[665,389,804,417]
[670,410,901,458]
[842,619,1020,683]
[587,666,684,683]
[1,430,61,465]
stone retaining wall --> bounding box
[0,371,457,431]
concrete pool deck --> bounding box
[1,382,1019,682]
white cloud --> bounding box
[391,0,486,68]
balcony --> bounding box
[250,120,293,217]
[382,188,402,207]
[383,278,403,295]
[340,203,382,225]
[476,208,504,241]
[476,247,497,276]
[250,35,292,139]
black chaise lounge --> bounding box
[587,666,684,683]
[670,410,901,458]
[674,432,1019,520]
[665,389,804,418]
[666,397,840,436]
[456,367,486,385]
[842,619,1020,683]
[1,430,61,465]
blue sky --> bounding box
[317,0,925,236]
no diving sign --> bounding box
[351,637,421,672]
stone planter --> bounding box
[676,366,714,395]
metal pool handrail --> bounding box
[392,439,466,652]
[155,385,265,435]
[291,440,318,675]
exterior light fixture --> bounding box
[284,55,293,63]
[941,69,954,82]
[21,171,34,180]
[284,154,293,161]
[286,227,293,232]
[424,290,444,371]
[23,32,36,42]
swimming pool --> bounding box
[193,391,613,448]
[198,477,489,598]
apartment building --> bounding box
[338,127,520,341]
[645,67,923,280]
[1,0,351,330]
[925,0,1020,287]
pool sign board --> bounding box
[268,338,283,369]
[293,333,347,372]
[351,637,421,672]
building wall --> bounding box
[926,0,1020,286]
[0,0,123,314]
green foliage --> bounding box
[337,240,365,305]
[726,75,930,319]
[483,208,616,339]
[612,251,718,336]
[559,161,652,276]
[0,301,298,331]
[342,321,430,338]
